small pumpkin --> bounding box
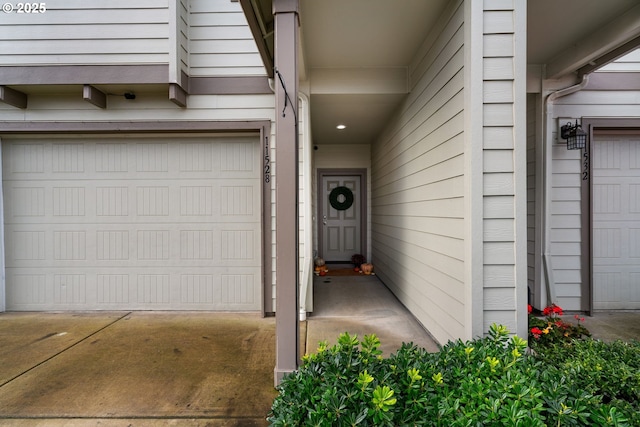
[360,263,374,275]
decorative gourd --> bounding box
[360,263,373,275]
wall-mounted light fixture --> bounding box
[560,120,587,150]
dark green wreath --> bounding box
[329,186,354,210]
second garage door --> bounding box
[2,135,262,311]
[592,132,640,310]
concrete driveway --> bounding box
[1,274,637,426]
[0,311,279,426]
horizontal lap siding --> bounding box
[371,1,465,344]
[526,95,536,302]
[0,1,170,65]
[0,0,265,77]
[178,0,189,76]
[189,0,265,76]
[549,143,583,310]
[482,2,521,334]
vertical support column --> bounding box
[513,0,529,340]
[273,0,300,386]
[0,140,5,312]
[463,0,484,340]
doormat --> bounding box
[322,268,368,277]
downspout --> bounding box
[298,93,313,321]
[542,74,589,306]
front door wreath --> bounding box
[329,186,354,210]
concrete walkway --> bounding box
[0,274,637,426]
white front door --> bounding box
[592,133,640,309]
[320,174,362,262]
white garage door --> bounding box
[592,133,640,310]
[2,136,262,311]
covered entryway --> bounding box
[2,135,262,311]
[592,131,640,309]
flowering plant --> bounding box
[528,304,590,348]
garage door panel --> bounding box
[6,267,261,311]
[3,136,262,311]
[5,228,261,268]
[593,134,640,310]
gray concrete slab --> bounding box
[581,311,640,342]
[0,312,278,426]
[0,312,127,387]
[306,274,440,355]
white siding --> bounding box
[189,0,266,76]
[0,0,265,77]
[177,0,190,79]
[371,1,466,344]
[526,94,537,301]
[371,0,525,344]
[0,0,170,65]
[481,1,526,339]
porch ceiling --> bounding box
[244,0,640,146]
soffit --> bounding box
[244,0,640,145]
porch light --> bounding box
[560,120,587,150]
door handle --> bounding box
[323,215,327,225]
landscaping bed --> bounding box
[268,307,639,426]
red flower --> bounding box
[530,327,542,339]
[527,304,533,314]
[542,304,563,317]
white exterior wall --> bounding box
[189,0,266,76]
[371,1,466,344]
[0,0,171,66]
[549,89,640,310]
[526,94,537,302]
[371,0,526,343]
[480,1,527,339]
[480,0,527,337]
[0,0,266,78]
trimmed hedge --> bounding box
[268,325,640,426]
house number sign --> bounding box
[264,135,271,183]
[582,149,589,181]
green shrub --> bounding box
[268,325,640,426]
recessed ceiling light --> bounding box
[336,124,346,130]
